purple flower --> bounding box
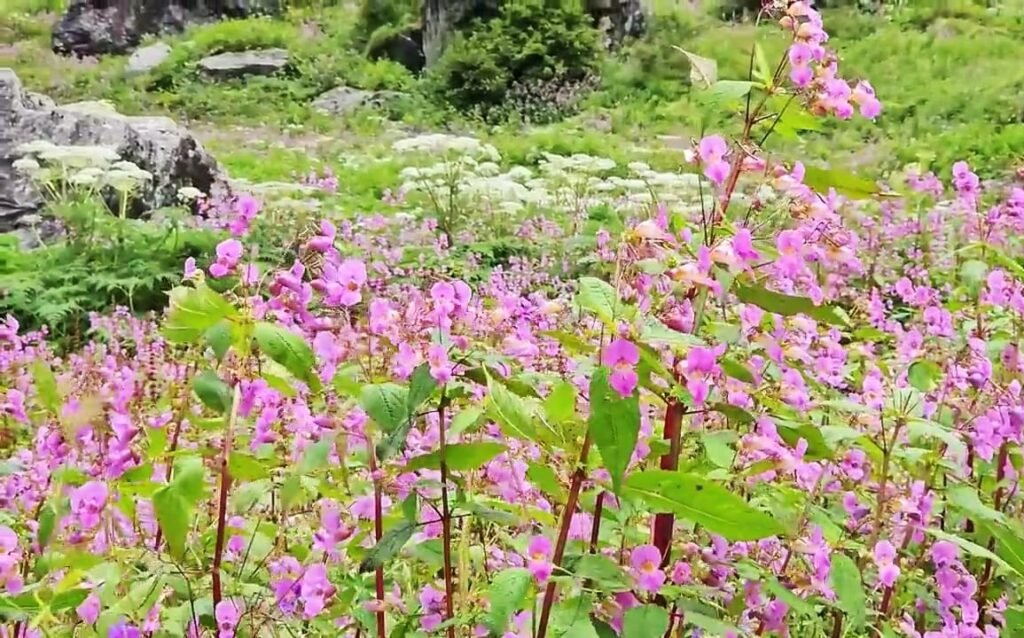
[601,338,639,398]
[299,563,336,618]
[77,593,101,625]
[70,481,109,530]
[108,620,141,638]
[630,544,666,593]
[526,536,553,583]
[427,344,453,384]
[215,599,243,638]
[321,259,367,307]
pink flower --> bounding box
[215,599,243,638]
[299,563,336,618]
[183,257,196,278]
[77,593,101,625]
[209,238,244,278]
[70,481,108,529]
[630,544,666,593]
[321,259,367,307]
[697,135,731,185]
[601,338,639,398]
[526,536,553,583]
[427,343,453,384]
[419,584,446,632]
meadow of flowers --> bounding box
[3,2,1024,637]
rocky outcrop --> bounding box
[311,86,404,115]
[126,42,172,74]
[52,0,282,57]
[198,48,289,79]
[0,69,228,233]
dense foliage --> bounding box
[5,2,1024,638]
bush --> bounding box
[427,0,603,122]
[355,0,422,43]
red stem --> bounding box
[212,385,240,608]
[368,447,387,638]
[652,400,684,568]
[536,435,592,638]
[439,397,456,638]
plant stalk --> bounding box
[212,384,241,608]
[439,393,456,638]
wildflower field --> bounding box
[4,1,1024,637]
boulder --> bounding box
[0,68,228,233]
[198,48,289,79]
[126,42,172,75]
[52,0,282,57]
[367,26,425,73]
[311,86,405,116]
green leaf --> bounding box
[588,367,641,495]
[908,359,942,393]
[960,259,989,291]
[280,474,303,510]
[764,577,817,617]
[204,320,233,360]
[360,384,410,432]
[228,453,270,481]
[488,376,538,441]
[540,330,596,355]
[31,360,60,414]
[449,407,483,437]
[253,322,319,390]
[192,369,233,414]
[674,47,717,87]
[404,442,506,473]
[947,485,1004,523]
[163,285,236,344]
[685,611,741,636]
[577,277,625,325]
[983,521,1024,576]
[926,527,1017,574]
[624,470,784,541]
[640,320,704,350]
[802,165,882,200]
[544,381,577,424]
[527,461,565,502]
[830,553,866,630]
[37,502,56,552]
[359,520,415,573]
[622,605,669,638]
[169,456,206,503]
[550,597,599,638]
[720,357,754,384]
[734,283,848,327]
[701,431,737,468]
[299,438,333,473]
[711,402,755,425]
[401,493,418,521]
[777,422,834,461]
[708,80,755,99]
[407,363,438,409]
[153,487,190,558]
[486,568,532,635]
[573,554,631,591]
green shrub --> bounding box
[355,0,422,43]
[597,10,699,104]
[427,0,602,122]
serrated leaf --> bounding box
[589,367,640,495]
[487,568,532,635]
[550,597,599,638]
[37,503,56,552]
[624,470,784,541]
[734,283,848,327]
[623,605,669,638]
[31,360,60,414]
[228,453,270,481]
[802,166,882,200]
[360,383,410,432]
[299,438,333,473]
[830,553,866,630]
[192,369,233,414]
[404,442,506,473]
[488,376,538,441]
[925,527,1017,574]
[674,47,717,87]
[708,80,756,99]
[407,363,438,409]
[908,359,942,393]
[527,461,565,502]
[204,320,233,360]
[573,554,631,591]
[777,422,833,461]
[983,521,1024,577]
[359,520,415,573]
[720,357,754,384]
[544,381,576,424]
[253,322,319,391]
[577,277,629,325]
[163,285,236,344]
[153,487,190,558]
[947,485,1004,523]
[449,407,483,437]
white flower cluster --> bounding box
[14,141,152,193]
[392,133,501,162]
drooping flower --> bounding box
[299,563,336,618]
[601,338,639,397]
[77,593,101,625]
[70,481,109,530]
[526,536,553,583]
[630,544,666,594]
[215,599,243,638]
[697,135,731,185]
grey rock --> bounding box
[0,68,229,233]
[423,0,500,66]
[126,42,172,75]
[53,0,282,57]
[198,48,289,79]
[311,86,406,115]
[589,0,648,46]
